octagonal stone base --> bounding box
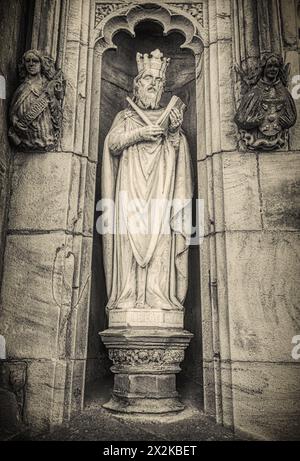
[99,328,193,414]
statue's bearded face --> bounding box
[134,70,164,109]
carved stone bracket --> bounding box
[8,50,66,153]
[234,53,297,151]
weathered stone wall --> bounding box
[198,0,300,440]
[0,0,299,440]
[0,0,205,430]
[0,0,91,429]
[0,0,33,296]
[232,0,300,440]
[0,0,34,434]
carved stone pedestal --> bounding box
[100,328,193,414]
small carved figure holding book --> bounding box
[8,49,65,152]
[102,49,193,312]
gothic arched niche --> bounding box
[93,2,205,54]
[86,5,203,408]
[99,21,197,170]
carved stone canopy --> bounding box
[95,2,204,28]
[92,2,206,55]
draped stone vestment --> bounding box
[101,106,193,311]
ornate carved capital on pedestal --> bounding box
[109,347,185,372]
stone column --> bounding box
[0,0,96,429]
[223,0,300,440]
[199,0,237,429]
[0,1,33,433]
[201,0,300,440]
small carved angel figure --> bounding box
[235,53,297,151]
[8,49,65,152]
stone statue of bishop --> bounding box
[101,49,193,318]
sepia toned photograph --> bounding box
[0,0,299,446]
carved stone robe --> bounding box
[9,76,55,150]
[101,107,193,311]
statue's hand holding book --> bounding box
[126,95,186,138]
[168,106,184,133]
[157,96,186,132]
